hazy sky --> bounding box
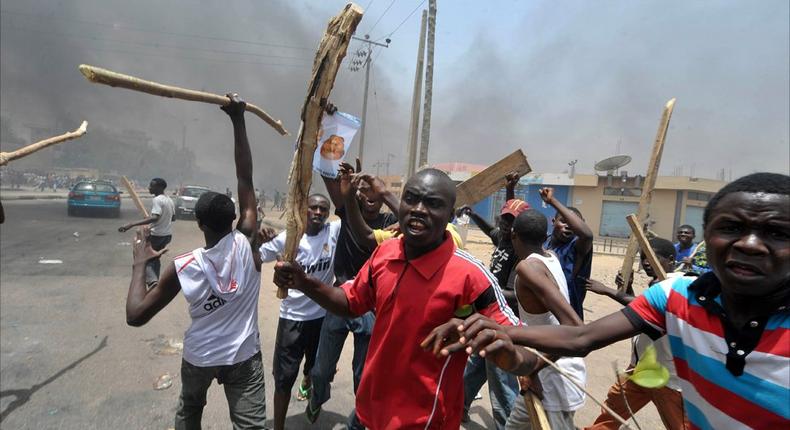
[1,0,787,189]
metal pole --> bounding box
[406,10,428,179]
[418,0,436,168]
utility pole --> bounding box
[406,10,428,179]
[350,35,390,168]
[418,0,436,168]
[384,153,395,177]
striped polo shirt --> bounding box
[624,273,790,429]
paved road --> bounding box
[0,200,496,430]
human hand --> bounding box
[615,271,633,290]
[353,173,387,202]
[584,278,610,296]
[132,227,167,266]
[420,318,464,356]
[273,257,308,290]
[538,187,554,204]
[258,226,277,244]
[118,224,130,233]
[446,314,524,372]
[322,100,338,115]
[518,375,544,400]
[220,93,246,118]
[505,171,521,190]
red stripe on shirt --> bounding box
[177,256,195,273]
[629,295,667,330]
[674,359,788,427]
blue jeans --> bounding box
[463,354,519,430]
[309,311,375,430]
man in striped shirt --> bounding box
[444,172,789,429]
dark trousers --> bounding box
[175,352,267,430]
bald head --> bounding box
[408,168,456,208]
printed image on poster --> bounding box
[312,111,361,178]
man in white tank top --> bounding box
[124,94,267,429]
[506,209,587,430]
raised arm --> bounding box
[460,206,497,241]
[355,172,399,214]
[343,172,378,251]
[540,187,593,259]
[505,171,520,201]
[221,93,257,239]
[126,228,181,326]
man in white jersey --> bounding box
[124,94,267,429]
[119,177,175,285]
[258,193,340,430]
[506,209,587,429]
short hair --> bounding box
[555,206,584,221]
[195,191,236,232]
[513,209,548,244]
[151,178,167,189]
[411,168,457,208]
[704,172,790,225]
[308,193,329,204]
[677,224,696,235]
[645,237,676,260]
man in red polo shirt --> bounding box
[273,168,523,429]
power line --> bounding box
[366,0,397,34]
[377,0,426,41]
[0,21,313,62]
[0,9,314,51]
[0,30,311,69]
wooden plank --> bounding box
[619,98,676,292]
[626,214,667,281]
[79,65,288,136]
[523,391,550,430]
[454,149,532,208]
[279,3,364,299]
[120,176,149,217]
[0,121,87,166]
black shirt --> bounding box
[333,207,398,285]
[487,228,519,313]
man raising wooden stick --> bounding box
[124,94,267,429]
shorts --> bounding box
[272,317,324,392]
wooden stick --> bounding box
[279,3,364,299]
[0,121,87,166]
[523,389,551,430]
[619,98,676,292]
[525,346,635,430]
[78,65,289,136]
[120,176,149,217]
[454,149,532,208]
[625,214,667,281]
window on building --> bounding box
[687,191,712,202]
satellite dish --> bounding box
[594,155,632,174]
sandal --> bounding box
[296,379,312,401]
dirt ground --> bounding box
[462,228,663,429]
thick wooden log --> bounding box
[0,121,87,166]
[120,176,149,217]
[279,3,364,299]
[78,65,288,136]
[454,149,531,208]
[626,213,667,281]
[523,389,550,430]
[619,98,676,292]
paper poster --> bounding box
[312,111,361,178]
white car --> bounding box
[174,185,211,219]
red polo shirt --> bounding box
[341,233,519,429]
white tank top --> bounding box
[174,230,261,367]
[517,252,587,412]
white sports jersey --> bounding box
[260,221,340,321]
[517,251,587,412]
[174,230,261,367]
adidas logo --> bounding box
[203,294,227,312]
